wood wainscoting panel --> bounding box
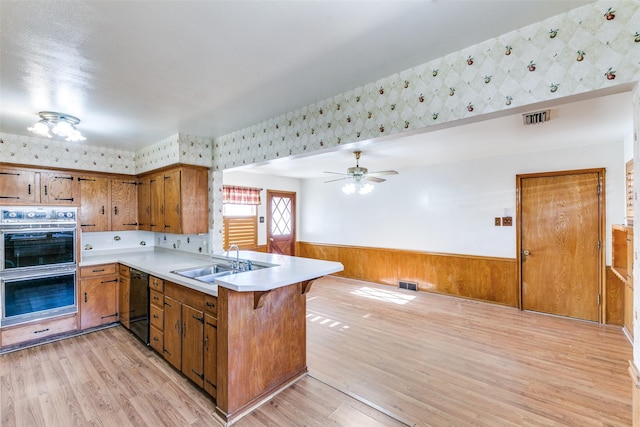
[298,242,518,306]
[607,266,625,326]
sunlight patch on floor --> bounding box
[350,287,416,305]
[306,312,350,330]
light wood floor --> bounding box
[0,276,632,426]
[307,277,633,426]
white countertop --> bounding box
[79,247,343,296]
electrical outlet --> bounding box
[495,217,501,226]
[502,216,513,226]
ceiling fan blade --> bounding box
[365,176,386,183]
[324,177,350,183]
[367,170,399,176]
[323,171,349,176]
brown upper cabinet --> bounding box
[0,166,78,205]
[143,166,209,235]
[1,164,208,234]
[78,175,138,232]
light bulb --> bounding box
[52,120,73,137]
[342,182,356,195]
[27,121,52,138]
[359,183,374,194]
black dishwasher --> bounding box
[129,268,149,344]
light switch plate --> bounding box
[502,216,513,226]
[495,217,501,226]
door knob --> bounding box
[522,250,531,256]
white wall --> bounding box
[300,140,624,263]
[222,171,302,246]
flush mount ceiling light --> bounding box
[28,111,86,142]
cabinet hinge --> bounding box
[597,240,601,250]
[192,315,204,324]
[598,294,601,305]
[192,370,204,380]
[597,184,601,195]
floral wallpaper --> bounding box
[0,132,136,173]
[135,133,212,174]
[213,0,640,171]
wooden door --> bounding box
[267,190,296,255]
[518,170,603,322]
[137,177,151,230]
[163,169,181,233]
[182,304,204,387]
[203,314,217,398]
[80,277,117,329]
[78,176,109,232]
[40,172,77,204]
[118,271,130,329]
[0,168,36,203]
[149,174,164,232]
[163,296,182,369]
[110,179,138,231]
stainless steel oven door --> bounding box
[1,267,77,327]
[0,226,76,272]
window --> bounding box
[222,186,261,250]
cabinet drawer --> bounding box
[118,264,130,277]
[150,289,164,308]
[204,295,218,317]
[80,264,117,278]
[149,326,164,354]
[149,276,164,292]
[2,315,77,347]
[150,304,164,330]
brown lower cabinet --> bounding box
[79,264,118,330]
[118,264,131,328]
[152,281,216,398]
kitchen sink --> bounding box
[171,260,269,284]
[175,264,233,278]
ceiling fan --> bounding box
[324,151,398,194]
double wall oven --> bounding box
[0,207,77,327]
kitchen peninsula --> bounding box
[81,248,343,423]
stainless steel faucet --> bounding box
[226,244,240,270]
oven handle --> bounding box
[0,227,77,234]
[0,267,76,282]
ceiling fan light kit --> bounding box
[324,151,398,195]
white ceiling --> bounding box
[1,0,593,152]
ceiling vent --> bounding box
[522,109,551,125]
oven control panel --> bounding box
[1,207,77,224]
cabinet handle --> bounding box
[44,185,48,196]
[81,224,96,227]
[0,196,20,199]
[153,336,159,342]
[175,320,181,334]
[192,315,204,323]
[77,177,96,181]
[33,328,50,334]
[204,335,209,351]
[0,172,20,176]
[84,292,87,303]
[55,197,74,201]
[93,268,105,273]
[165,301,172,308]
[28,184,31,195]
[206,302,216,308]
[101,279,118,284]
[182,321,186,337]
[114,206,118,216]
[55,176,74,180]
[101,206,105,215]
[153,314,159,319]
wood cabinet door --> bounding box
[203,314,217,398]
[0,168,36,203]
[163,296,182,369]
[137,177,151,231]
[79,176,109,232]
[118,274,130,329]
[163,169,181,233]
[40,172,77,204]
[80,276,118,329]
[110,179,138,231]
[150,174,164,232]
[182,304,204,387]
